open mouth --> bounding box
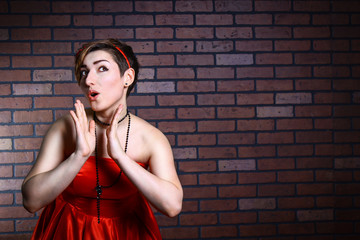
[89,90,99,99]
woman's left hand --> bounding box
[106,105,127,161]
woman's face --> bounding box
[79,50,127,114]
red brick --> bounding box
[295,53,331,64]
[0,15,29,26]
[0,165,12,177]
[160,227,198,239]
[316,144,352,156]
[238,146,276,158]
[200,199,237,211]
[54,83,83,95]
[278,144,313,157]
[201,172,237,185]
[10,1,49,13]
[294,1,330,11]
[177,80,215,92]
[237,119,274,131]
[258,184,295,197]
[13,83,52,95]
[218,133,255,145]
[219,212,257,224]
[217,53,253,65]
[275,40,311,51]
[198,120,235,132]
[237,66,273,78]
[183,186,217,199]
[12,56,52,68]
[116,15,153,26]
[95,28,133,40]
[0,56,9,67]
[54,56,74,67]
[197,40,233,52]
[218,159,256,171]
[0,221,14,232]
[238,172,276,184]
[275,13,310,25]
[0,125,33,137]
[74,15,113,26]
[138,55,174,66]
[314,66,350,78]
[157,67,194,79]
[294,27,330,38]
[256,80,293,91]
[219,185,256,198]
[240,224,277,236]
[278,197,315,209]
[296,106,332,117]
[215,0,252,12]
[178,134,216,146]
[315,118,351,130]
[53,1,91,13]
[237,93,273,105]
[296,131,332,143]
[0,111,11,123]
[236,40,273,51]
[0,42,30,54]
[179,161,216,172]
[297,157,333,169]
[239,198,275,210]
[138,108,175,120]
[13,110,53,123]
[198,93,235,105]
[0,179,23,191]
[257,132,294,144]
[255,27,291,38]
[336,183,360,195]
[178,174,197,186]
[158,121,195,133]
[257,158,295,170]
[0,97,32,109]
[180,213,217,226]
[54,28,92,40]
[201,226,237,238]
[279,223,315,235]
[297,183,333,195]
[196,14,232,25]
[218,106,254,118]
[256,53,292,65]
[0,152,33,164]
[197,67,234,79]
[135,1,172,12]
[12,28,51,40]
[236,14,272,25]
[278,170,314,183]
[277,119,313,130]
[177,54,213,66]
[94,1,133,12]
[276,66,312,78]
[199,147,236,159]
[32,15,71,26]
[176,27,213,39]
[35,97,73,109]
[257,106,293,118]
[137,81,175,93]
[157,41,193,52]
[178,107,215,119]
[255,0,291,11]
[216,27,252,39]
[259,210,295,223]
[314,92,351,104]
[313,39,349,51]
[33,42,72,54]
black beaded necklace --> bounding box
[93,110,130,223]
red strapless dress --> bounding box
[31,156,162,239]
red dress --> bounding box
[31,156,162,239]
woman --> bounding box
[22,39,183,239]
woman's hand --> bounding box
[106,105,127,161]
[70,100,96,158]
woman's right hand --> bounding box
[70,100,95,158]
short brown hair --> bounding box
[75,39,139,97]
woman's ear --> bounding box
[124,68,135,87]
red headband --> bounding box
[76,44,131,69]
[112,45,131,69]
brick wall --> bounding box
[0,0,359,239]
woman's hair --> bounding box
[75,38,139,97]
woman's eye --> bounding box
[80,70,88,77]
[99,66,108,72]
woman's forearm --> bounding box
[22,152,88,213]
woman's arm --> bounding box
[22,100,95,213]
[107,107,183,217]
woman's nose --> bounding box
[85,70,95,86]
